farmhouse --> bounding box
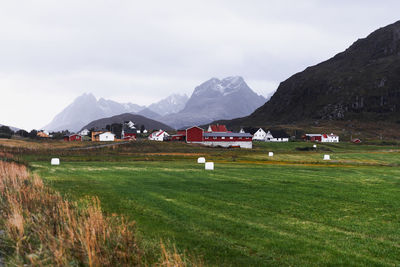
[265,130,290,142]
[241,127,289,142]
[304,133,339,142]
[93,131,115,142]
[37,131,50,138]
[79,129,90,136]
[64,134,82,142]
[148,130,169,141]
[186,126,252,149]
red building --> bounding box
[64,134,82,141]
[122,128,137,140]
[186,125,252,149]
[186,126,204,143]
[207,124,229,132]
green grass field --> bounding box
[28,141,400,266]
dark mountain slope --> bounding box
[237,20,400,126]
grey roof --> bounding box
[204,132,252,137]
[123,128,137,134]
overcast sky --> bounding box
[0,0,399,130]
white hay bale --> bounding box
[323,154,330,160]
[313,144,317,148]
[205,162,214,170]
[268,152,274,157]
[197,157,206,163]
[51,158,60,165]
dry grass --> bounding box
[0,138,89,150]
[0,160,200,266]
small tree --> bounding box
[0,126,13,139]
[28,129,38,139]
[16,129,29,138]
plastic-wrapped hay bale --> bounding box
[205,162,214,170]
[268,152,274,157]
[51,158,60,165]
[197,157,206,163]
[323,155,330,160]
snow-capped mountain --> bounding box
[148,93,188,116]
[162,76,266,129]
[43,76,266,131]
[43,93,145,132]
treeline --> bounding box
[0,126,70,140]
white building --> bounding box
[322,133,339,142]
[98,132,115,142]
[79,129,90,136]
[304,133,339,142]
[264,130,289,142]
[252,128,267,141]
[241,127,289,142]
[148,130,169,141]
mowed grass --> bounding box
[32,160,400,266]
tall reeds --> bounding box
[0,160,141,266]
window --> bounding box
[222,137,225,139]
[213,137,217,140]
[230,137,233,140]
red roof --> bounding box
[209,124,228,132]
[156,130,165,137]
[177,130,186,136]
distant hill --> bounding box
[0,124,20,132]
[216,20,400,129]
[162,76,266,129]
[82,113,173,131]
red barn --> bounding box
[304,134,322,142]
[186,126,204,143]
[64,134,82,141]
[186,126,252,149]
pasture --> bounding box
[20,140,400,266]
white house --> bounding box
[322,133,339,143]
[241,127,289,142]
[252,128,267,141]
[79,129,90,136]
[98,132,115,142]
[304,133,339,142]
[264,130,289,142]
[148,130,169,141]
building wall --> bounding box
[204,136,252,142]
[186,127,203,142]
[69,135,82,141]
[203,141,252,149]
[99,133,115,141]
[123,132,136,140]
[253,129,267,140]
[266,138,289,142]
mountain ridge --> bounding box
[215,20,400,129]
[162,76,266,129]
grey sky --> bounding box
[0,0,399,130]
